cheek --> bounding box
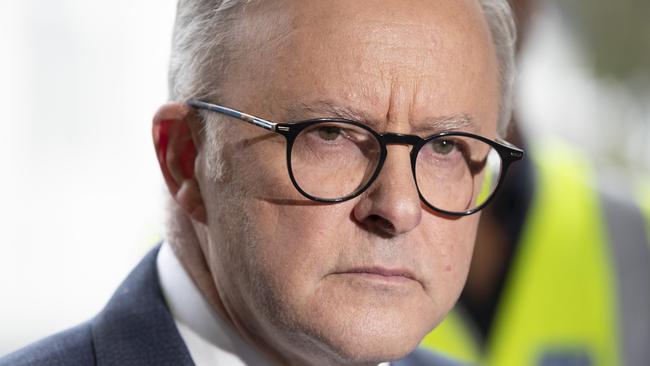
[442,216,477,270]
[421,214,478,305]
[231,200,356,338]
[250,202,352,285]
[212,137,354,297]
[218,136,353,282]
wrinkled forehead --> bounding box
[222,0,498,131]
[231,0,494,77]
[238,0,491,41]
[288,0,491,45]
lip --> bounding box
[335,266,417,283]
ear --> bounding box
[152,103,207,224]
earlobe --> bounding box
[152,103,207,224]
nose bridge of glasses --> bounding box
[379,132,423,147]
[373,133,419,187]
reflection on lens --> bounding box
[290,122,381,200]
[415,136,501,213]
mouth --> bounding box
[334,266,418,285]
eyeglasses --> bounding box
[188,100,524,216]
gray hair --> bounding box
[168,0,517,134]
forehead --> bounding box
[223,0,498,132]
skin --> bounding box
[152,0,500,365]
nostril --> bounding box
[367,214,396,235]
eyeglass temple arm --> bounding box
[188,100,278,132]
[495,137,524,159]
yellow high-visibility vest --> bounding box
[421,141,650,366]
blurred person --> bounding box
[0,0,523,365]
[421,0,650,365]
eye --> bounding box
[315,125,344,141]
[431,139,456,155]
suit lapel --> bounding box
[91,246,194,366]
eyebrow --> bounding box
[283,99,477,133]
[284,100,374,124]
[414,114,477,134]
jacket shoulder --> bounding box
[0,323,95,366]
[394,347,471,366]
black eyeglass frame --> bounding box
[188,100,524,216]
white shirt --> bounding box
[157,241,390,366]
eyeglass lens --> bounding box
[414,135,502,213]
[289,121,502,213]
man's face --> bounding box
[195,0,499,363]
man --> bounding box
[0,0,521,365]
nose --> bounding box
[353,145,422,237]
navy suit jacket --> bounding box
[0,247,466,366]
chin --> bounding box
[326,330,422,364]
[302,325,424,366]
[277,295,435,365]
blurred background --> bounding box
[517,0,650,177]
[0,0,648,358]
[0,0,176,355]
